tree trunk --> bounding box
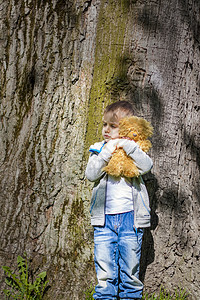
[0,0,199,299]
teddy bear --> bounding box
[103,116,153,178]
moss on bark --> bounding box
[84,0,131,152]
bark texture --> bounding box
[0,0,199,299]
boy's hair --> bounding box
[104,101,134,121]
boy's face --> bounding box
[102,112,120,142]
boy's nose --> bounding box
[105,126,110,132]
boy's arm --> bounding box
[85,139,120,182]
[85,153,107,182]
[117,139,153,175]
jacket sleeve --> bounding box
[129,146,153,175]
[85,153,107,182]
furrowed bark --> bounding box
[0,0,199,299]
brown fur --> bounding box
[103,116,153,178]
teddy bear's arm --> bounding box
[122,157,140,177]
[103,149,125,177]
[137,140,152,152]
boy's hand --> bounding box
[99,139,120,161]
[116,139,137,155]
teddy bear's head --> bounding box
[119,116,153,142]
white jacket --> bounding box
[85,140,153,228]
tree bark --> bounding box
[0,0,199,299]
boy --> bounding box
[85,101,153,300]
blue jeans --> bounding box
[93,211,144,300]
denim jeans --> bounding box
[93,211,144,300]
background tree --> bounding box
[0,0,199,299]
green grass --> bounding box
[143,286,189,300]
[2,255,49,300]
[84,284,96,300]
[84,285,189,300]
